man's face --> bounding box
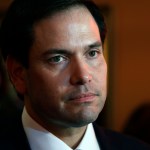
[24,6,107,128]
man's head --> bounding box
[0,0,107,128]
[0,0,106,67]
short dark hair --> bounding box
[0,0,106,67]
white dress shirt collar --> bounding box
[22,107,100,150]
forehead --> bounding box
[31,6,100,51]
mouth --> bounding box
[69,93,98,103]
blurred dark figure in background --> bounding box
[0,54,8,99]
[123,103,150,145]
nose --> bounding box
[70,59,92,85]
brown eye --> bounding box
[48,55,66,64]
[88,50,98,58]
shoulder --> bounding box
[93,123,150,150]
[0,110,31,150]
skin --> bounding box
[7,6,107,148]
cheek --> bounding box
[27,77,61,113]
[93,60,107,80]
[92,62,107,94]
[28,69,68,99]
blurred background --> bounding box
[0,0,150,144]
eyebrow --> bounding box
[42,49,72,57]
[42,41,102,57]
[88,41,102,49]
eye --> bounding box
[88,50,99,58]
[48,55,66,64]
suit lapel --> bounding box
[93,123,112,150]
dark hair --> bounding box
[0,0,106,68]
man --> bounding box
[0,54,22,131]
[0,0,150,149]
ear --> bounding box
[6,55,27,95]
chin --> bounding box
[71,118,97,127]
[69,111,99,127]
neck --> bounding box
[25,105,88,149]
[49,125,87,149]
[37,118,87,148]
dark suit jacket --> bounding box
[0,113,150,150]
